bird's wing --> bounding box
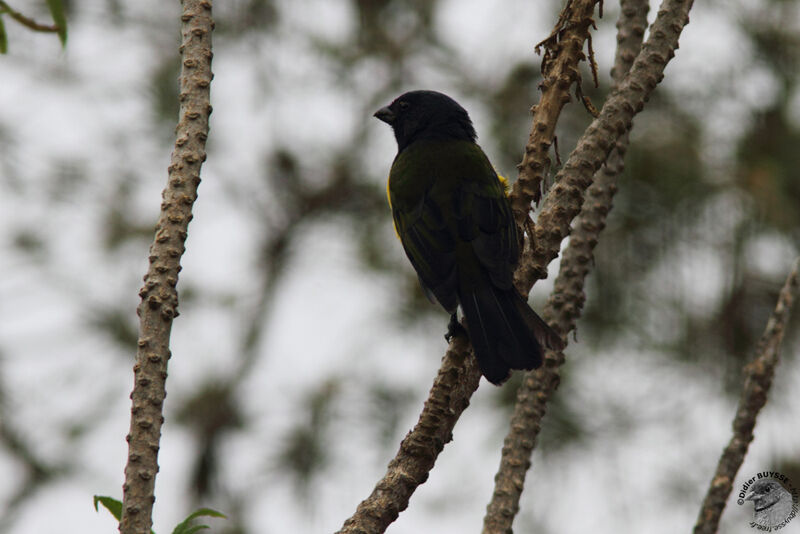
[391,190,459,312]
[453,177,519,290]
[388,141,518,311]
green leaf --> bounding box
[45,0,67,47]
[182,508,227,522]
[0,16,7,54]
[93,495,157,534]
[171,508,226,534]
[93,495,123,521]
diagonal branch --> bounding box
[336,5,603,533]
[338,0,695,532]
[337,336,481,534]
[515,0,694,289]
[339,0,701,531]
[483,1,650,531]
[693,259,800,534]
[119,1,214,534]
[511,0,601,217]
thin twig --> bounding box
[693,259,800,534]
[119,1,213,533]
[0,1,60,32]
[482,1,649,531]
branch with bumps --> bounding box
[516,0,695,289]
[511,0,601,218]
[119,2,214,534]
[337,336,482,534]
[693,259,800,534]
[337,5,603,534]
[483,1,650,531]
[337,0,698,532]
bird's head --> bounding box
[374,90,476,153]
[745,480,789,511]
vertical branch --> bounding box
[693,259,800,534]
[119,2,214,534]
[482,2,649,532]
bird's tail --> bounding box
[459,280,564,385]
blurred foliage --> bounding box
[177,382,245,499]
[275,378,340,497]
[90,306,140,351]
[365,381,417,449]
[216,0,279,35]
[151,56,182,133]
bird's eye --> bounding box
[765,486,772,492]
[398,101,410,110]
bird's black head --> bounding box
[374,90,476,153]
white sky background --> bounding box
[0,1,798,533]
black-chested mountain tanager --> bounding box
[374,90,564,385]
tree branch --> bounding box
[337,0,696,532]
[511,0,601,218]
[337,336,481,534]
[336,5,602,533]
[0,1,60,33]
[119,2,213,533]
[483,2,650,531]
[693,259,800,534]
[516,0,695,289]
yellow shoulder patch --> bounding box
[497,173,510,196]
[386,175,401,239]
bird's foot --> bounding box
[445,313,467,343]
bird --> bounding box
[745,479,794,527]
[374,89,564,385]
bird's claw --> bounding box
[445,313,467,343]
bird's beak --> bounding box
[373,106,395,124]
[745,492,756,501]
